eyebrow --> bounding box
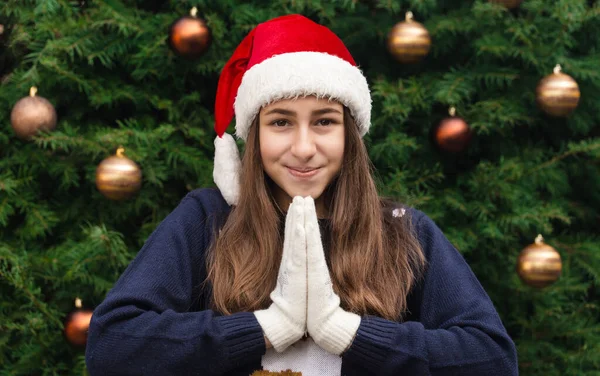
[263,107,343,116]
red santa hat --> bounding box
[213,14,372,206]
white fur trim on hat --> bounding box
[213,133,241,206]
[233,51,372,141]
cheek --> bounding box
[258,127,271,161]
[323,130,345,165]
[259,129,285,164]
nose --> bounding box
[290,125,317,161]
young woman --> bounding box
[85,14,518,376]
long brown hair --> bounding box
[205,105,426,321]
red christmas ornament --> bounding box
[168,7,212,59]
[433,107,473,153]
[64,298,93,348]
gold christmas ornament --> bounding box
[433,107,473,153]
[10,87,57,140]
[489,0,523,9]
[517,234,562,288]
[168,7,212,59]
[63,298,93,348]
[536,64,580,117]
[95,147,142,200]
[387,11,431,64]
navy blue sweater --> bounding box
[85,188,518,375]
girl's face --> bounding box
[259,96,345,216]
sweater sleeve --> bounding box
[84,189,265,376]
[342,209,518,376]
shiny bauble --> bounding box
[433,108,473,153]
[64,298,94,348]
[95,147,142,200]
[168,7,212,59]
[489,0,524,9]
[517,235,562,288]
[387,11,431,64]
[536,64,580,117]
[10,87,57,140]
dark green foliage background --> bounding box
[1,0,599,374]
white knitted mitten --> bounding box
[254,196,307,352]
[304,197,361,355]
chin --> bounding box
[284,185,325,200]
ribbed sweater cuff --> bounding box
[254,309,302,352]
[342,316,396,370]
[215,312,266,367]
[316,309,361,355]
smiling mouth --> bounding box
[287,167,321,178]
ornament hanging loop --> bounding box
[449,107,456,116]
[535,234,544,244]
[116,147,125,157]
[405,11,414,22]
[553,64,562,74]
[29,87,38,97]
[190,7,198,17]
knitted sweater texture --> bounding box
[84,188,518,375]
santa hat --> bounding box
[213,14,372,206]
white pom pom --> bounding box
[213,133,241,206]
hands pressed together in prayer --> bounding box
[254,196,361,356]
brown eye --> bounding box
[271,120,289,127]
[317,119,335,126]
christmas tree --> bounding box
[1,1,599,374]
